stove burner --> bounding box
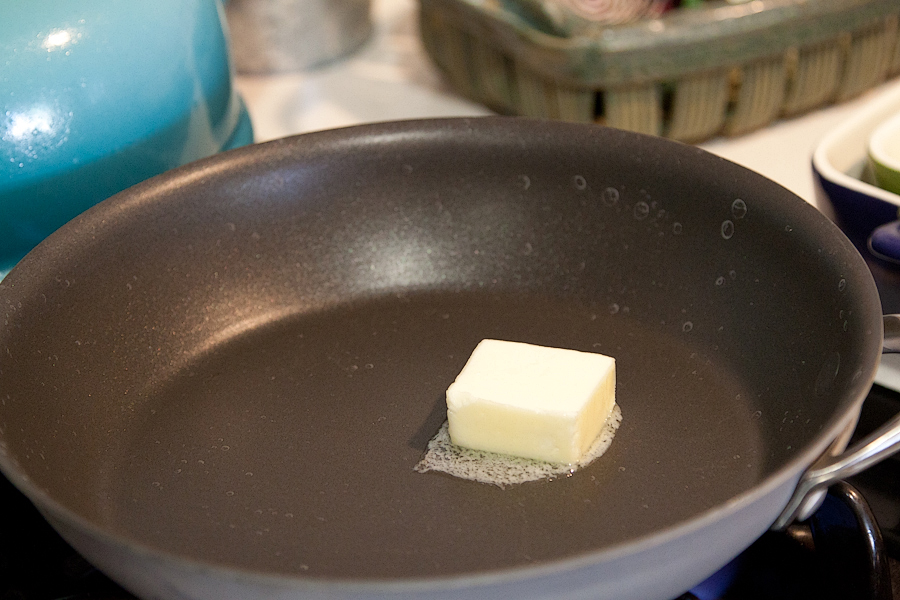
[2,386,900,600]
[0,472,134,599]
[1,477,892,600]
[681,480,892,600]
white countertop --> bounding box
[234,0,900,209]
[234,0,900,390]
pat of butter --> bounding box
[446,339,616,464]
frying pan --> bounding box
[1,118,899,600]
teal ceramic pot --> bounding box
[1,0,253,274]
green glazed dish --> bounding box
[869,111,900,196]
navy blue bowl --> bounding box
[811,86,900,244]
[813,160,899,240]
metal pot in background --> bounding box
[226,0,373,73]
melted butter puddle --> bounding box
[414,404,622,487]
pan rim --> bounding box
[0,116,885,593]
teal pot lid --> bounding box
[1,0,253,275]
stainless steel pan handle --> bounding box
[883,314,900,353]
[773,314,900,530]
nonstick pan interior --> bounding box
[0,118,883,581]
